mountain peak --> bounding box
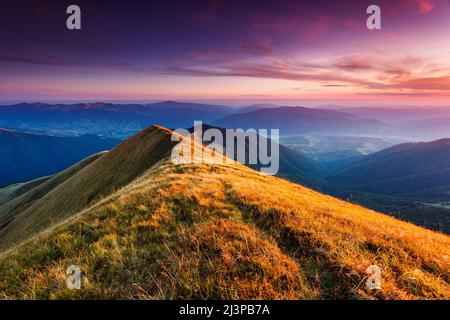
[159,100,178,104]
[82,102,109,108]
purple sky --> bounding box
[1,0,449,105]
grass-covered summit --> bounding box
[0,125,448,299]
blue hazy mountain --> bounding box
[213,106,388,136]
[323,139,450,233]
[187,124,325,188]
[0,101,235,138]
[325,138,450,199]
[0,129,119,187]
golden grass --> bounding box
[0,156,448,300]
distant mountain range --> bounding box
[213,106,388,136]
[0,102,395,138]
[325,138,450,199]
[4,102,450,139]
[334,107,450,124]
[0,101,236,138]
[400,118,450,138]
[280,135,401,172]
[325,106,450,139]
[324,139,450,233]
[0,129,119,187]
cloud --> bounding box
[357,91,450,97]
[239,94,273,98]
[381,76,450,91]
[0,54,144,73]
[328,54,426,78]
[164,47,450,92]
[164,59,374,88]
[174,40,274,66]
[413,0,436,13]
[322,84,352,87]
[386,0,441,15]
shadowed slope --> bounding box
[0,176,51,206]
[326,139,450,197]
[0,126,178,250]
[186,124,325,187]
[0,152,106,231]
[0,126,448,300]
[324,139,450,233]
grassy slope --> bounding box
[0,136,448,299]
[0,152,106,231]
[0,126,178,251]
[0,176,52,206]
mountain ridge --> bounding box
[325,138,450,197]
[186,123,325,187]
[0,125,448,300]
[214,106,388,136]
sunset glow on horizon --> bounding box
[1,0,449,105]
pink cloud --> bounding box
[415,0,435,13]
[164,47,450,94]
[383,0,443,16]
[386,76,450,90]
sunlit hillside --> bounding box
[0,126,448,300]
